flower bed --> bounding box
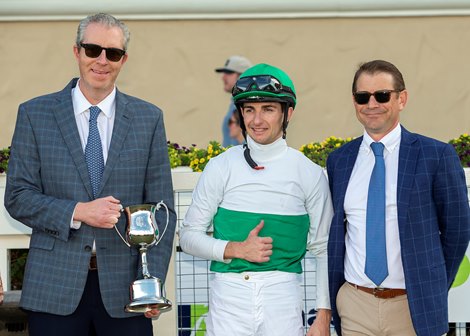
[299,136,352,168]
[1,133,469,174]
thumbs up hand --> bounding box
[223,220,273,263]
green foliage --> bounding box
[449,133,470,167]
[10,249,28,290]
[188,141,227,172]
[299,136,353,167]
[167,141,196,168]
[0,147,10,173]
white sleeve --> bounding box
[179,158,230,262]
[306,169,333,309]
[71,207,81,229]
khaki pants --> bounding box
[336,282,415,336]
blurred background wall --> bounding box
[1,1,469,150]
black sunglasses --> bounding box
[79,43,126,62]
[353,90,401,105]
[232,75,296,97]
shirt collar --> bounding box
[362,123,401,154]
[246,135,288,163]
[72,79,116,119]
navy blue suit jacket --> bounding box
[326,126,470,336]
[5,79,176,318]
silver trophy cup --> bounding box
[115,202,172,313]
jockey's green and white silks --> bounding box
[211,207,309,273]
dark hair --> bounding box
[352,60,406,93]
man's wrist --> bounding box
[224,241,242,259]
[315,308,332,322]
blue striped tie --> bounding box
[365,142,388,286]
[85,106,104,198]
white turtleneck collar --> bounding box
[246,135,288,163]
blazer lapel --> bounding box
[397,126,419,228]
[99,90,133,192]
[334,137,362,210]
[54,78,94,199]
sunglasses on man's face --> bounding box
[353,90,401,105]
[79,43,126,62]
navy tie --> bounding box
[85,106,104,198]
[365,142,388,286]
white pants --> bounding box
[206,271,303,336]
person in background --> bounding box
[228,109,244,145]
[180,63,333,336]
[215,55,252,147]
[4,13,176,336]
[327,59,470,336]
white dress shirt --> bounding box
[343,124,406,289]
[72,81,116,161]
[70,81,116,229]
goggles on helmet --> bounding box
[232,75,296,98]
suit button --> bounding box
[84,245,92,252]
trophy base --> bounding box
[125,278,172,313]
[125,298,173,313]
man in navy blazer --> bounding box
[327,60,469,336]
[4,13,176,335]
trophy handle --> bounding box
[114,218,131,248]
[152,200,170,248]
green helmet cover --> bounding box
[233,63,296,108]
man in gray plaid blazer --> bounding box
[4,13,176,335]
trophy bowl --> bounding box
[115,202,172,313]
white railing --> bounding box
[0,174,31,292]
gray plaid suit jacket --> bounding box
[327,126,470,336]
[4,78,176,318]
